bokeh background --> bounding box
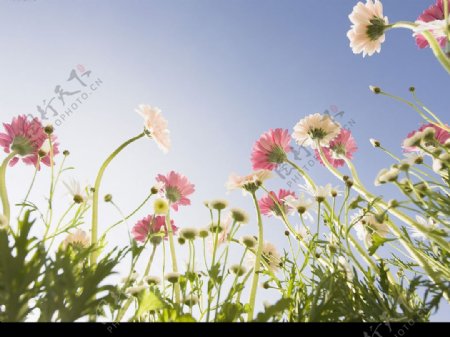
[0,0,448,321]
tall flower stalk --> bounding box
[90,132,145,264]
[247,191,264,322]
[165,207,181,303]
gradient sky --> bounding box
[0,0,449,321]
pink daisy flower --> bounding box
[415,0,450,49]
[155,171,195,211]
[131,214,178,243]
[403,123,450,152]
[0,115,59,169]
[258,189,296,217]
[315,128,358,168]
[251,128,292,170]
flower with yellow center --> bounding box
[154,198,169,214]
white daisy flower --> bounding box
[299,182,333,202]
[413,18,450,41]
[375,167,399,186]
[347,0,389,57]
[62,229,90,249]
[247,241,282,273]
[63,178,91,204]
[338,256,354,281]
[351,210,389,247]
[283,194,315,221]
[293,113,341,149]
[226,170,272,194]
[412,216,440,240]
[125,285,147,295]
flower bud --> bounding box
[230,208,249,224]
[143,275,161,285]
[104,194,113,202]
[183,294,199,307]
[198,228,209,238]
[209,199,228,211]
[165,272,181,284]
[370,138,380,148]
[388,199,399,208]
[262,281,271,289]
[44,124,54,135]
[230,264,247,277]
[240,235,257,249]
[73,194,84,204]
[369,85,381,94]
[179,227,198,241]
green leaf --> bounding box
[136,290,165,317]
[368,233,397,256]
[255,298,291,322]
[216,302,244,322]
[175,314,196,322]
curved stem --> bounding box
[286,159,315,187]
[103,192,154,237]
[347,158,449,252]
[316,146,449,301]
[247,191,264,322]
[379,91,450,132]
[391,21,450,75]
[0,152,17,224]
[90,132,145,265]
[47,202,76,250]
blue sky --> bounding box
[0,0,449,321]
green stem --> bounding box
[165,208,181,303]
[411,91,446,127]
[90,132,145,265]
[316,147,449,301]
[0,152,17,224]
[47,203,76,250]
[347,158,449,252]
[214,221,237,321]
[18,167,38,219]
[144,244,158,277]
[206,210,221,322]
[45,136,55,230]
[286,159,315,187]
[379,91,449,132]
[247,191,264,322]
[103,192,154,237]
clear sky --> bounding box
[0,0,448,321]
